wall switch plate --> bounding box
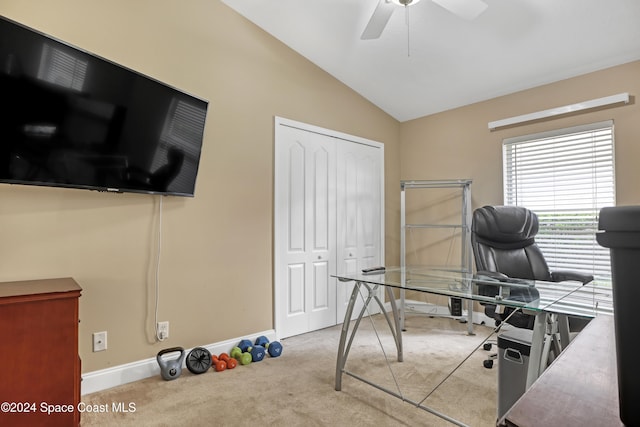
[93,331,107,352]
[157,321,169,340]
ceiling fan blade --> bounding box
[361,0,396,40]
[431,0,488,21]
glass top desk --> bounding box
[332,267,600,426]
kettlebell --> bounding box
[157,347,186,381]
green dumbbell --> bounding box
[230,346,252,365]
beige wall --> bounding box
[401,60,640,207]
[0,0,401,372]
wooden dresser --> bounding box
[0,278,82,427]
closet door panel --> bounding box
[275,124,336,337]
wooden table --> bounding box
[500,315,623,427]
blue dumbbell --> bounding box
[249,345,266,362]
[255,336,269,347]
[255,336,283,358]
[238,339,253,352]
[266,341,283,358]
[238,338,266,362]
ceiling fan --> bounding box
[361,0,488,40]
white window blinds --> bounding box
[37,43,88,91]
[503,121,615,286]
[151,98,207,194]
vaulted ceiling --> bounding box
[221,0,640,122]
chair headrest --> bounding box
[472,206,539,246]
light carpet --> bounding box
[80,315,499,426]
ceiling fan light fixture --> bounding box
[431,0,488,20]
[390,0,422,6]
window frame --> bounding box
[502,120,615,287]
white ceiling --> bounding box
[221,0,640,122]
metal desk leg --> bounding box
[335,281,363,391]
[557,314,570,349]
[526,312,547,388]
[334,279,469,427]
[536,313,571,381]
[385,285,403,363]
[335,281,403,391]
[466,299,475,335]
[546,314,564,362]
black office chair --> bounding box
[471,206,593,366]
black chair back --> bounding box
[472,205,552,281]
[471,205,549,328]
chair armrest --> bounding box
[550,270,594,284]
[475,270,510,282]
[475,271,534,286]
[474,271,507,300]
[474,271,539,303]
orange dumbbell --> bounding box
[211,354,227,372]
[219,353,237,369]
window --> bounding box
[37,43,88,91]
[503,121,615,286]
[151,98,207,193]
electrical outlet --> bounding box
[157,321,169,340]
[93,331,107,352]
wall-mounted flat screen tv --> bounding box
[0,16,208,197]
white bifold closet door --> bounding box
[336,141,383,323]
[274,118,384,339]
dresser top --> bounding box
[0,277,82,299]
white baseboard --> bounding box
[81,329,277,396]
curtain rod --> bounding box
[488,92,630,131]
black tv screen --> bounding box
[0,16,208,197]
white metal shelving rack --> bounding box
[400,179,474,334]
